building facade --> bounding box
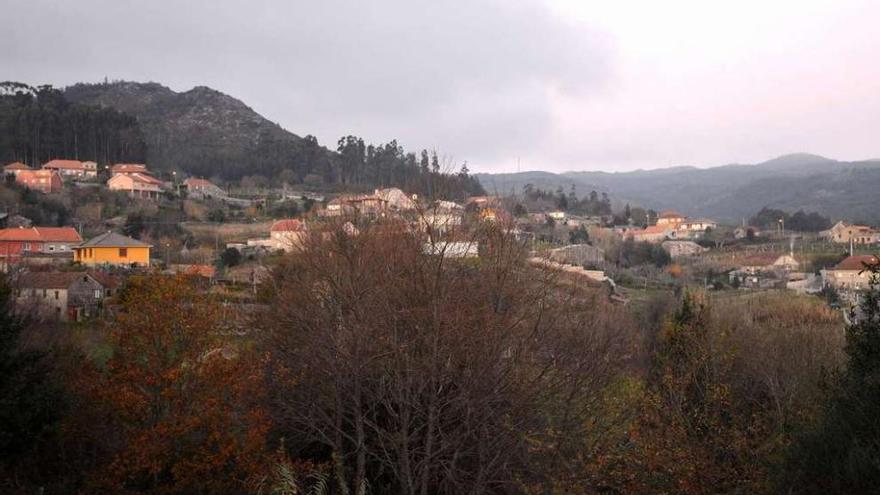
[74,232,151,267]
[15,170,62,193]
[0,227,82,268]
[15,271,107,322]
[108,172,163,199]
[42,159,97,179]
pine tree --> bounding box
[785,259,880,493]
[0,275,61,480]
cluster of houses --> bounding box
[0,224,153,322]
[4,159,224,200]
[623,210,718,243]
[230,189,485,258]
[821,221,880,246]
[0,226,151,271]
[722,246,878,297]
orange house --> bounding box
[16,170,63,193]
[74,232,151,267]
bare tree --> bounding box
[260,215,634,494]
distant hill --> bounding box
[64,81,315,180]
[55,81,484,198]
[476,154,880,224]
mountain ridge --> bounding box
[477,153,880,224]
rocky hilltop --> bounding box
[65,81,314,179]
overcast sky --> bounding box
[5,0,879,173]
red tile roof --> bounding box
[111,163,148,172]
[737,253,784,267]
[270,219,306,232]
[184,177,215,188]
[659,210,684,219]
[17,271,89,289]
[833,255,879,271]
[4,162,31,171]
[129,172,163,185]
[0,227,82,243]
[43,159,85,170]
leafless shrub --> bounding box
[260,216,636,494]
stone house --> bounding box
[547,244,605,267]
[662,240,707,258]
[15,271,108,321]
[184,177,226,198]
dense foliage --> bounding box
[784,261,880,492]
[0,275,63,492]
[749,207,831,232]
[520,183,613,216]
[0,82,146,167]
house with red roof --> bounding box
[42,159,97,179]
[0,226,82,268]
[822,255,879,291]
[15,169,62,193]
[108,172,163,199]
[4,162,32,177]
[656,210,686,226]
[821,221,878,245]
[650,211,717,239]
[110,163,149,176]
[269,219,307,252]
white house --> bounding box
[269,219,307,252]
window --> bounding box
[94,289,102,299]
[42,289,47,298]
[54,290,59,300]
[23,242,30,251]
[119,248,128,258]
[48,245,55,252]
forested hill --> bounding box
[0,82,146,167]
[64,81,306,180]
[62,81,484,198]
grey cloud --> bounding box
[3,0,613,170]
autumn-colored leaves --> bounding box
[71,276,271,494]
